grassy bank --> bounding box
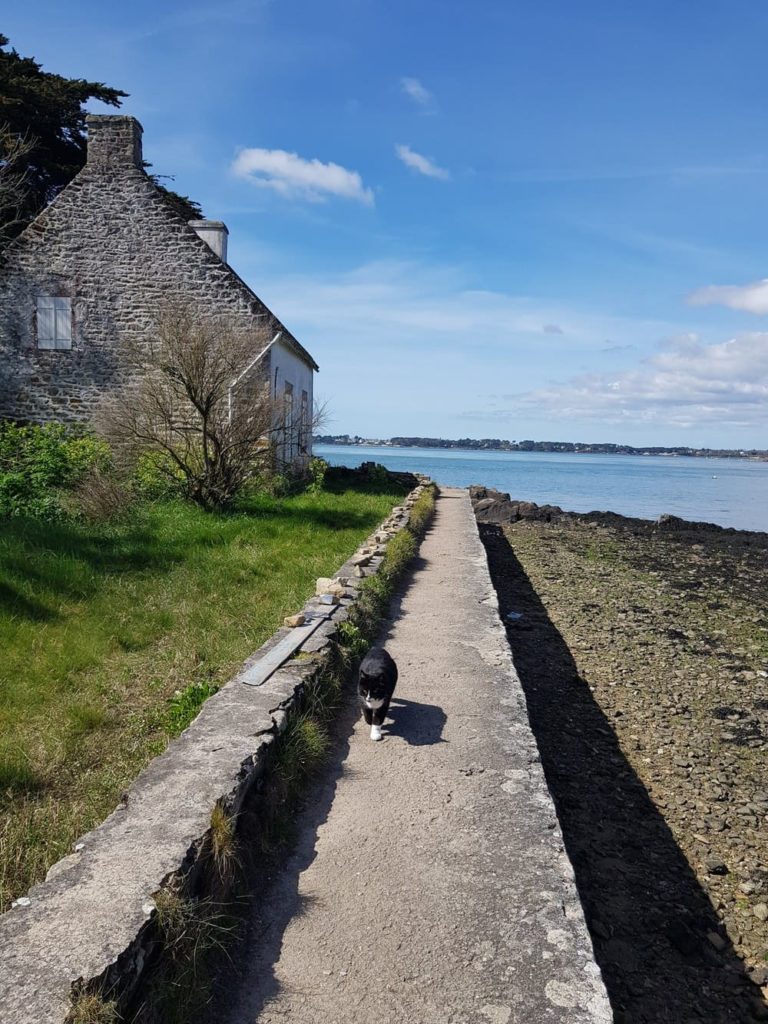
[0,480,408,910]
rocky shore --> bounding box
[474,488,768,1023]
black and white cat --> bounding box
[358,647,398,741]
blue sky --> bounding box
[6,0,768,446]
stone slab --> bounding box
[236,612,332,687]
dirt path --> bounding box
[222,488,609,1024]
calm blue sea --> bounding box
[316,444,768,533]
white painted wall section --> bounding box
[269,337,314,468]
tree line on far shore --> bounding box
[314,435,768,460]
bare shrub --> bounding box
[97,305,321,510]
[69,466,132,522]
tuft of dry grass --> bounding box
[67,991,120,1024]
[209,804,239,883]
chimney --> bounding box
[188,220,229,263]
[86,115,143,170]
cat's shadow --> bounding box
[386,697,447,746]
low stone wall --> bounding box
[0,480,430,1024]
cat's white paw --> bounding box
[370,725,383,741]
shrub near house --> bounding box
[0,422,108,519]
[100,305,320,511]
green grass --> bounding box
[0,482,406,910]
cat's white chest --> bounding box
[363,696,385,709]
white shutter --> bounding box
[36,297,55,349]
[36,296,72,350]
[54,298,72,349]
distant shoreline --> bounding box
[315,437,768,462]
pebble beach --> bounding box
[478,497,768,1022]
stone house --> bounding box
[0,115,317,468]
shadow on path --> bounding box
[386,697,447,746]
[210,690,361,1023]
[479,522,767,1024]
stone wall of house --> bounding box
[0,116,313,427]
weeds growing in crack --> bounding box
[209,803,240,886]
[132,887,241,1024]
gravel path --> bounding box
[480,515,768,1023]
[222,488,610,1024]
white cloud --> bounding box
[250,259,678,352]
[542,323,564,334]
[231,147,374,205]
[237,257,756,441]
[395,144,450,180]
[400,76,434,109]
[494,332,768,428]
[688,278,768,315]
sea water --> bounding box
[315,444,768,533]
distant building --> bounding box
[0,115,317,468]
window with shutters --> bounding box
[300,390,309,453]
[283,382,294,457]
[36,296,72,350]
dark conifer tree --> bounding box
[0,33,202,242]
